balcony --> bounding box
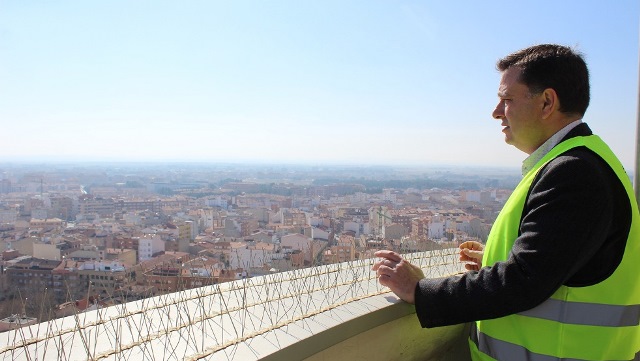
[0,248,469,360]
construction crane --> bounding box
[376,206,393,236]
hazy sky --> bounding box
[1,1,638,170]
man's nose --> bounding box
[492,102,504,119]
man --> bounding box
[373,44,640,360]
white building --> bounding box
[428,219,446,240]
[280,234,312,255]
[138,234,165,262]
[80,260,126,272]
[228,242,275,270]
[205,196,228,209]
[343,220,369,237]
[310,227,330,240]
[382,189,397,203]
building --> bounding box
[52,260,87,303]
[78,197,115,219]
[49,196,75,220]
[280,234,312,260]
[0,209,18,224]
[276,209,307,227]
[104,248,137,267]
[76,260,133,299]
[228,241,275,270]
[323,234,356,264]
[383,223,408,240]
[428,216,446,240]
[138,234,165,262]
[33,242,62,261]
[29,218,64,228]
[5,257,62,304]
[139,252,221,295]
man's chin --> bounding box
[502,130,513,144]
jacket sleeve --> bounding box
[414,149,620,328]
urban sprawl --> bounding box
[0,163,520,329]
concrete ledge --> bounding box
[273,300,471,361]
[0,248,468,360]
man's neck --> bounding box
[521,119,583,176]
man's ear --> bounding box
[541,88,559,119]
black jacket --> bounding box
[415,123,632,327]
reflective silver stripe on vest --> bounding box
[518,299,640,327]
[470,323,640,361]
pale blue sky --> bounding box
[1,1,638,170]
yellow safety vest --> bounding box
[470,135,640,361]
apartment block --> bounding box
[78,197,115,218]
[138,234,165,262]
[76,260,133,299]
[6,257,61,302]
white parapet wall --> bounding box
[0,248,468,360]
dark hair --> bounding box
[497,44,590,117]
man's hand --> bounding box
[372,250,425,304]
[459,241,484,271]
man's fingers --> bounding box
[459,241,483,252]
[375,264,394,276]
[464,263,479,271]
[377,274,391,287]
[373,250,402,262]
[372,258,396,271]
[371,261,381,271]
[462,249,483,259]
[384,259,398,268]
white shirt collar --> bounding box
[521,119,583,176]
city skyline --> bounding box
[1,1,638,170]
